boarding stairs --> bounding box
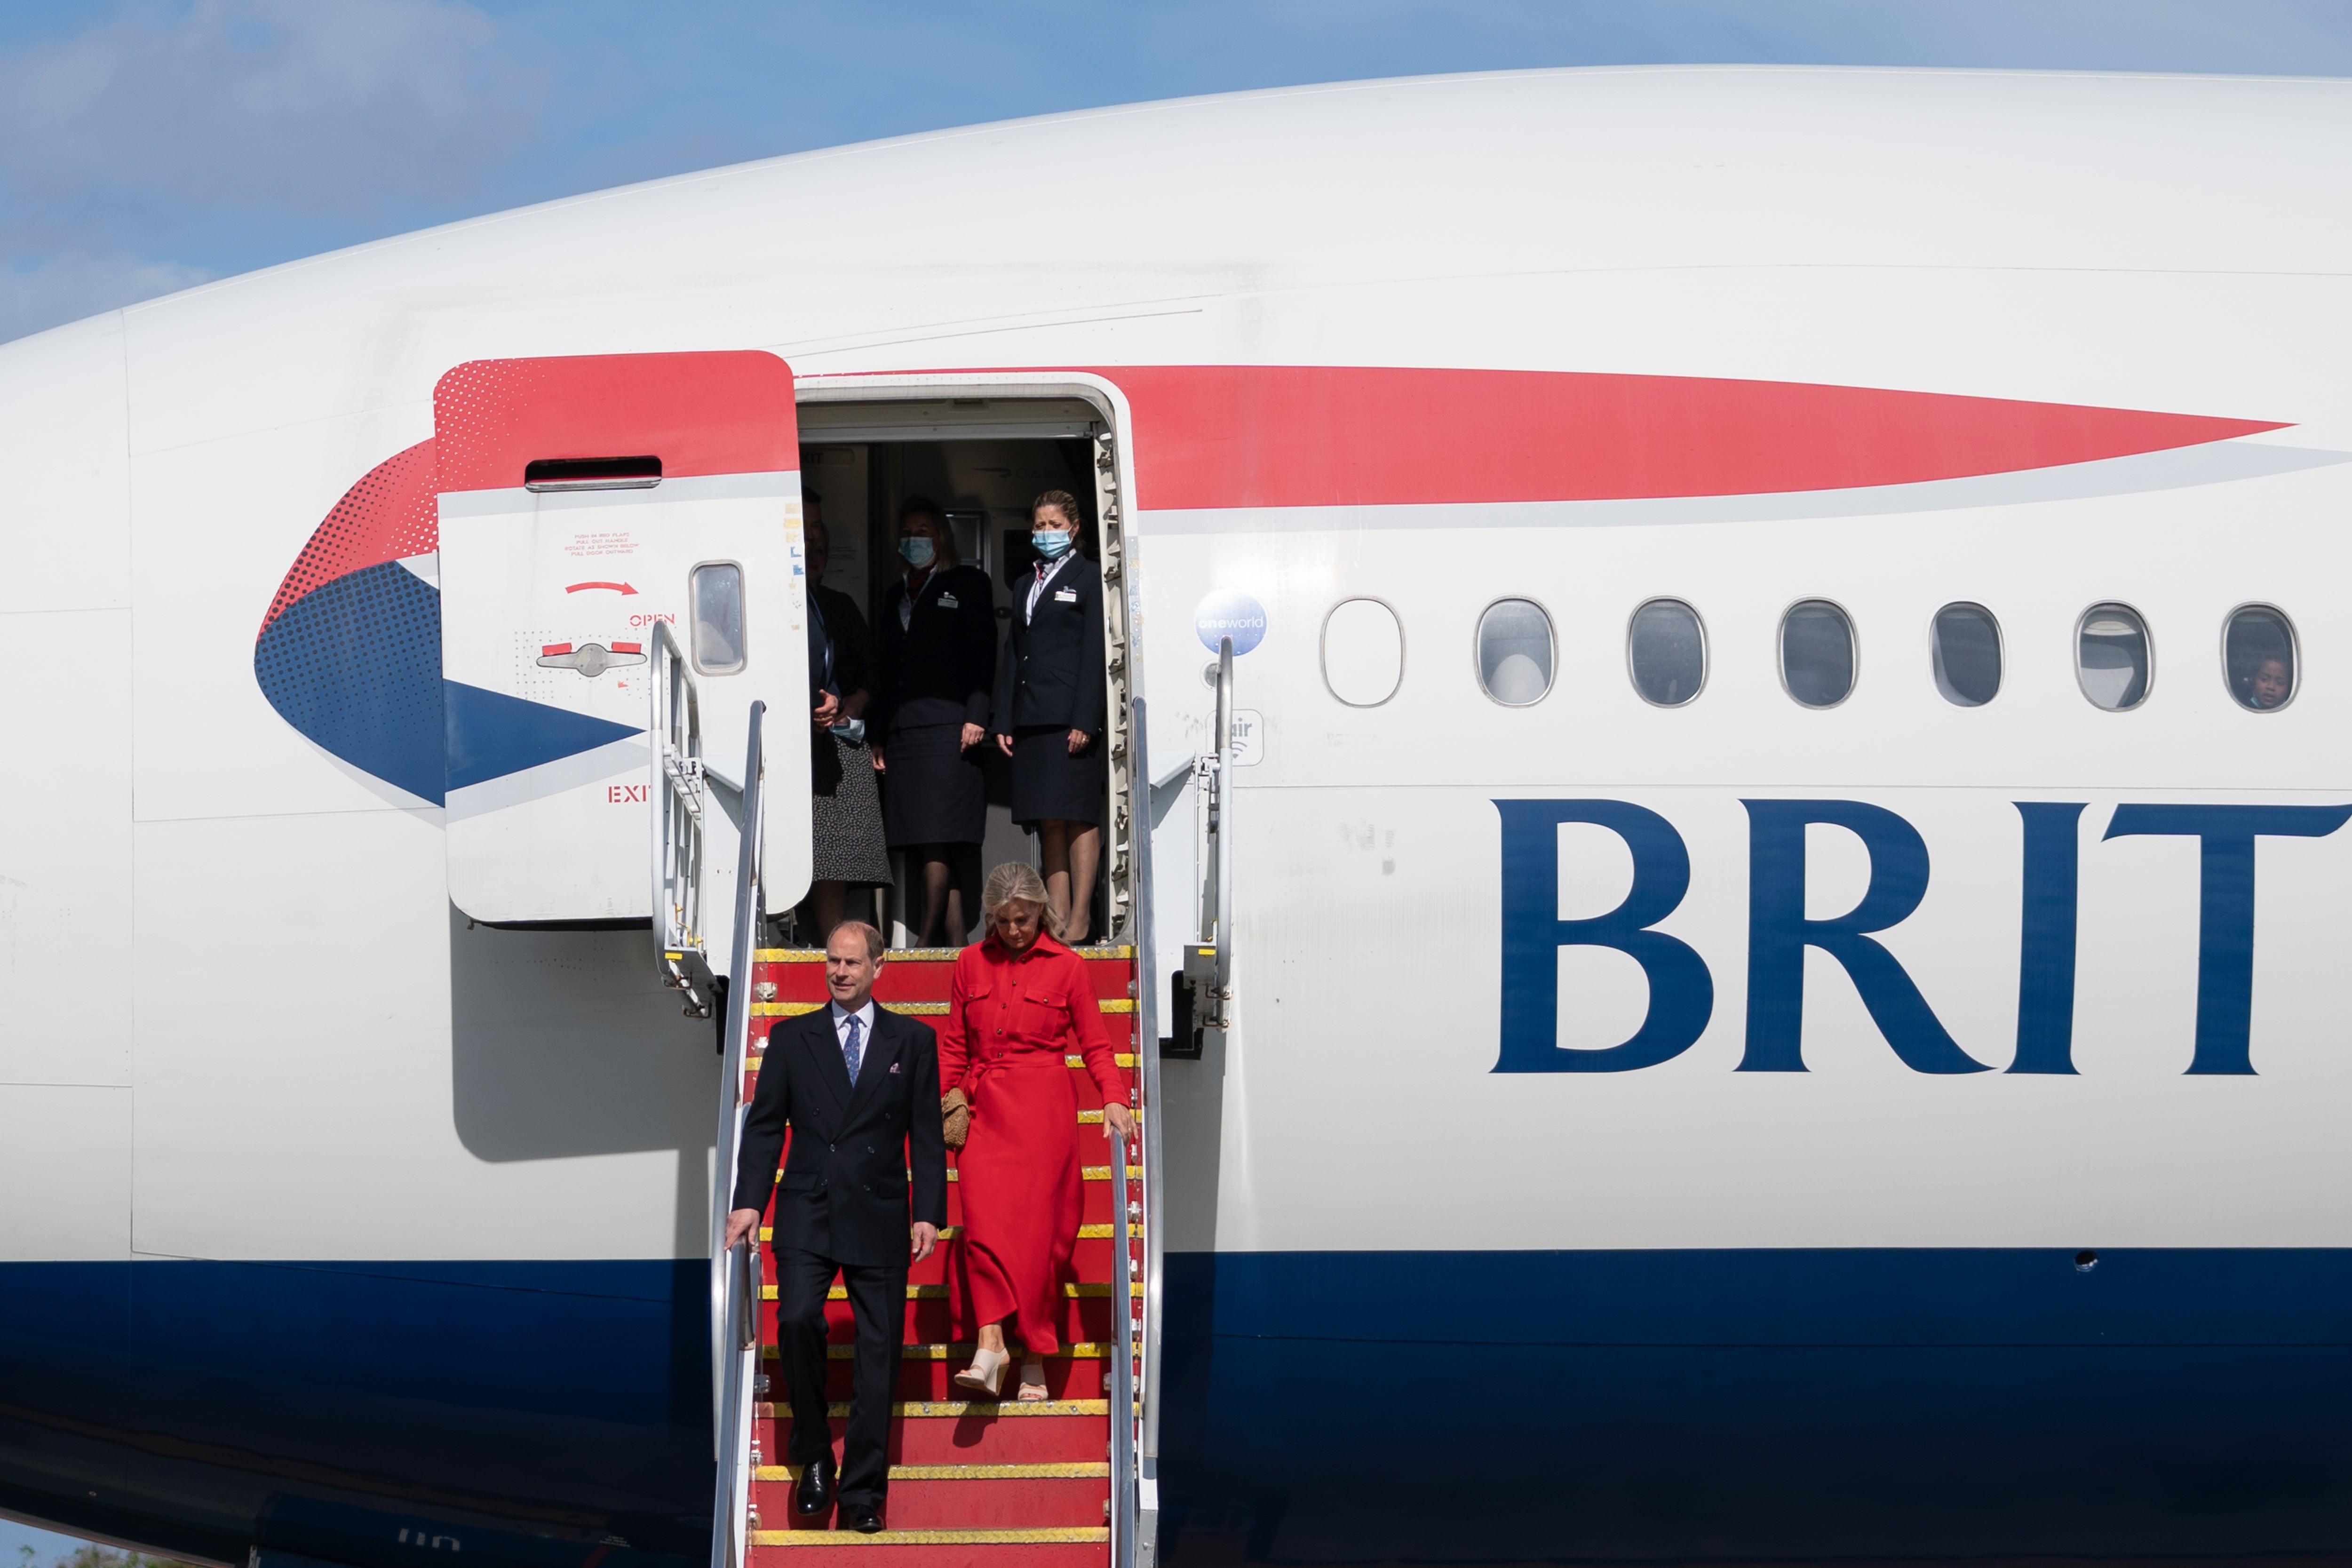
[667,643,1158,1568]
[735,947,1143,1565]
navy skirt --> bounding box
[1009,724,1104,828]
[881,722,988,846]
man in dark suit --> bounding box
[723,921,946,1534]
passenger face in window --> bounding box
[2250,657,2291,710]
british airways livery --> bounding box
[5,64,2352,1568]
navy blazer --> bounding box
[876,564,995,734]
[995,554,1107,734]
[731,1004,948,1267]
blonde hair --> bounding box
[981,862,1062,938]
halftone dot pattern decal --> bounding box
[254,559,446,804]
[430,359,547,495]
[259,440,438,633]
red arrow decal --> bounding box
[564,581,638,595]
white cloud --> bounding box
[0,0,553,228]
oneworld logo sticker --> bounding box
[1195,589,1268,654]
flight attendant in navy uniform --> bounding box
[991,490,1107,943]
[874,496,996,947]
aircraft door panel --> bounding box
[435,351,809,924]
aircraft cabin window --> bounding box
[1322,597,1404,706]
[1476,598,1554,706]
[1930,602,2002,707]
[1627,598,1706,706]
[691,561,747,674]
[1780,599,1855,708]
[2076,603,2152,711]
[2224,604,2297,711]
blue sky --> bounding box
[2,0,2352,343]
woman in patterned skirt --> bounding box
[937,863,1135,1401]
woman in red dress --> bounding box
[938,862,1136,1401]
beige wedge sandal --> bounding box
[953,1346,1009,1398]
[1015,1361,1049,1403]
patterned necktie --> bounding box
[842,1013,863,1085]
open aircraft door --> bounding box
[435,351,810,924]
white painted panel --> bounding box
[1209,783,2352,1255]
[0,1085,130,1260]
[0,314,129,615]
[133,810,715,1260]
[0,609,131,1087]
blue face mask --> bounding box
[1032,527,1074,559]
[898,536,936,568]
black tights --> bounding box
[908,844,982,948]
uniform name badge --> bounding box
[938,593,958,608]
[1054,587,1079,602]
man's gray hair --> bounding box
[830,920,885,962]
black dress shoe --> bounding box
[794,1456,834,1516]
[839,1505,883,1535]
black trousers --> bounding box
[773,1245,906,1510]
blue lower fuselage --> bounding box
[8,1250,2352,1564]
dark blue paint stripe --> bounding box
[444,681,640,792]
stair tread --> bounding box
[785,1342,1112,1360]
[764,1166,1139,1181]
[751,1528,1106,1545]
[758,1463,1106,1480]
[753,1001,1134,1018]
[766,1401,1111,1418]
[773,1282,1135,1301]
[760,1224,1117,1242]
[758,948,1132,962]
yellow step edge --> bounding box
[780,1166,1135,1184]
[769,1281,1137,1302]
[756,1400,1110,1418]
[763,1342,1111,1361]
[751,1000,1135,1018]
[757,1462,1107,1481]
[753,1528,1107,1546]
[759,947,1134,963]
[755,1225,1111,1242]
[747,1053,1138,1069]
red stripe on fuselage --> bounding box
[1083,366,2288,510]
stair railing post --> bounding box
[1127,695,1164,1567]
[708,700,766,1568]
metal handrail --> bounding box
[707,699,766,1568]
[1107,1122,1137,1568]
[652,621,717,1017]
[1208,637,1235,1035]
[1128,697,1167,1567]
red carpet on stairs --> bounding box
[742,945,1140,1566]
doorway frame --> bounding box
[793,371,1143,946]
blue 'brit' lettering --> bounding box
[1739,800,1988,1074]
[2010,802,2086,1075]
[1493,799,1714,1073]
[2101,803,2352,1074]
